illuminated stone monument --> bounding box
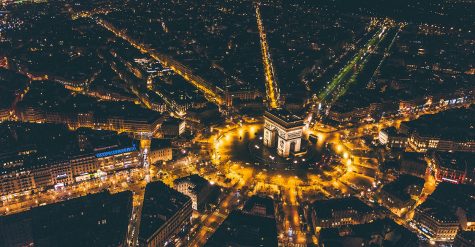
[263,109,304,157]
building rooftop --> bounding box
[174,174,211,194]
[319,218,419,247]
[0,191,133,247]
[383,126,408,137]
[226,84,259,93]
[17,80,163,125]
[0,69,29,109]
[455,231,475,246]
[416,199,458,222]
[138,181,191,242]
[427,182,475,214]
[312,197,373,219]
[94,101,163,124]
[403,106,475,142]
[242,195,275,218]
[204,210,278,247]
[264,108,304,129]
[435,151,473,172]
[401,152,425,162]
[381,175,424,203]
[0,122,137,174]
[150,138,172,151]
[160,117,184,126]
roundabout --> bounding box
[216,123,323,173]
[201,118,368,244]
[206,119,355,195]
[194,113,381,245]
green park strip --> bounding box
[317,26,387,102]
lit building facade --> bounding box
[149,147,172,164]
[414,200,460,243]
[453,231,475,247]
[224,85,262,107]
[311,197,377,231]
[174,174,213,211]
[0,144,140,197]
[380,127,475,153]
[149,139,172,164]
[379,127,408,149]
[139,181,192,247]
[159,118,186,137]
[379,175,424,216]
[263,109,304,157]
[432,152,468,184]
[0,191,132,247]
[456,208,475,232]
[16,107,162,135]
[95,144,140,173]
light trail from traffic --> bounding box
[93,17,225,106]
[255,2,280,109]
[188,169,254,247]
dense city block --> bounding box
[0,0,474,246]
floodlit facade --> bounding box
[263,109,304,157]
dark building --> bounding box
[159,117,186,138]
[149,139,173,164]
[15,81,163,135]
[242,195,275,218]
[380,106,475,153]
[0,69,29,122]
[454,231,475,247]
[413,199,459,243]
[432,152,473,184]
[423,182,475,232]
[311,197,376,231]
[138,181,192,247]
[204,210,278,247]
[224,85,262,107]
[457,206,475,232]
[403,106,475,153]
[399,152,428,178]
[0,123,140,197]
[379,175,424,215]
[0,191,133,247]
[319,218,419,247]
[328,102,387,125]
[429,183,475,211]
[379,127,409,149]
[173,174,220,212]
